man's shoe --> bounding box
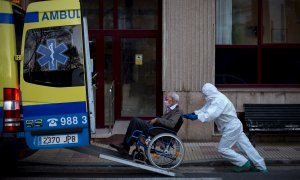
[109,143,129,155]
[250,166,269,173]
[232,160,251,172]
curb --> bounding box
[182,158,300,167]
[23,158,300,167]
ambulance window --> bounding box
[12,5,24,55]
[23,25,84,87]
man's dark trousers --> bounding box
[122,117,152,148]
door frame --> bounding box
[89,31,162,128]
[88,0,162,128]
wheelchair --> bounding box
[128,117,185,170]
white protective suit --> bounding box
[194,83,267,170]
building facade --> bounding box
[164,0,300,141]
[21,0,300,141]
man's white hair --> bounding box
[167,92,179,102]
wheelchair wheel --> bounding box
[146,133,185,169]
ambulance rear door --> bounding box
[20,0,90,149]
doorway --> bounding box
[83,0,162,128]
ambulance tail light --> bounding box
[3,88,22,132]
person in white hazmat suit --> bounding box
[182,83,268,173]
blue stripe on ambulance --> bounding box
[0,13,14,24]
[23,101,86,116]
[24,12,39,23]
[23,101,89,149]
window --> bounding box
[216,0,300,85]
[82,0,158,30]
[24,25,84,87]
[118,0,158,29]
[263,0,300,43]
[81,0,100,29]
[262,48,300,84]
[216,48,257,84]
[216,0,258,45]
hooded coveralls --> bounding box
[194,83,267,170]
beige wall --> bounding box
[163,0,216,141]
[163,0,215,91]
[222,89,300,112]
[163,0,300,142]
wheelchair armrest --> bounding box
[148,126,177,137]
[148,116,184,136]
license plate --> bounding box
[39,134,78,145]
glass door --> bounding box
[120,38,157,117]
[94,36,161,127]
[104,37,114,126]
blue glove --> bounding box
[181,113,193,118]
[182,113,198,120]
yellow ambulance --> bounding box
[0,0,90,162]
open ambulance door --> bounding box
[20,0,90,149]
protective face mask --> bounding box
[164,100,171,107]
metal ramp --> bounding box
[68,144,176,177]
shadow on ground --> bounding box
[94,134,125,145]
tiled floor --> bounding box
[21,119,300,167]
[22,141,300,166]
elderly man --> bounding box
[183,83,268,173]
[110,92,183,155]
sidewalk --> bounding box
[21,141,300,167]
